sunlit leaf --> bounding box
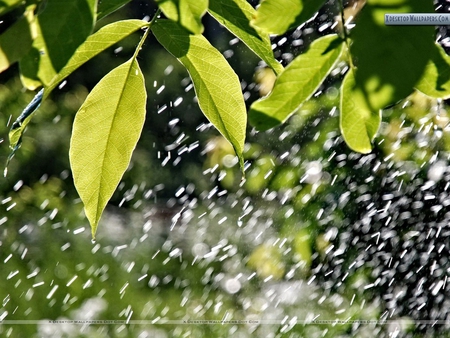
[208,0,283,75]
[340,69,381,154]
[0,0,23,16]
[45,19,148,98]
[0,6,35,74]
[8,20,148,159]
[69,58,147,239]
[155,0,208,34]
[19,0,97,89]
[350,0,434,110]
[251,0,326,36]
[97,0,131,20]
[416,43,450,100]
[249,34,343,131]
[152,19,246,170]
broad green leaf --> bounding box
[0,0,23,16]
[0,6,35,74]
[340,69,381,154]
[45,19,148,98]
[208,0,283,75]
[20,0,97,89]
[155,0,208,34]
[249,34,343,131]
[69,58,147,238]
[97,0,131,20]
[8,20,148,158]
[251,0,326,36]
[152,19,246,170]
[350,0,434,110]
[416,43,450,100]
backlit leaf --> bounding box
[19,0,97,89]
[69,58,147,238]
[249,34,343,131]
[97,0,131,20]
[155,0,208,34]
[152,19,246,170]
[251,0,326,36]
[0,0,23,16]
[340,69,381,154]
[208,0,283,75]
[350,0,434,110]
[416,43,450,100]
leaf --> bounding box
[152,19,247,170]
[248,34,343,131]
[350,0,434,110]
[45,19,148,98]
[155,0,208,34]
[0,6,35,74]
[19,0,97,89]
[251,0,326,36]
[97,0,131,20]
[208,0,283,75]
[340,69,381,154]
[8,20,148,158]
[0,0,23,16]
[69,58,147,238]
[416,43,450,100]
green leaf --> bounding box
[0,6,35,74]
[0,0,23,16]
[152,19,246,170]
[69,58,147,239]
[416,43,450,100]
[350,0,434,110]
[45,19,148,98]
[208,0,283,75]
[251,0,326,36]
[155,0,208,34]
[8,20,148,159]
[19,0,97,89]
[249,34,343,131]
[340,69,381,154]
[97,0,131,20]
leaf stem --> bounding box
[133,8,162,60]
[338,0,355,69]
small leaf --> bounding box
[155,0,208,34]
[340,69,381,154]
[249,34,343,131]
[152,19,247,170]
[350,0,434,110]
[19,0,97,89]
[69,58,147,238]
[97,0,131,20]
[0,6,35,74]
[208,0,283,75]
[45,19,148,98]
[416,43,450,100]
[251,0,326,36]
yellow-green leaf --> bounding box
[249,34,343,131]
[340,69,381,154]
[416,43,450,100]
[0,0,23,16]
[19,0,97,89]
[152,19,246,170]
[155,0,208,34]
[208,0,283,75]
[69,58,147,238]
[97,0,131,20]
[251,0,326,36]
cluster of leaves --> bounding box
[2,0,450,238]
